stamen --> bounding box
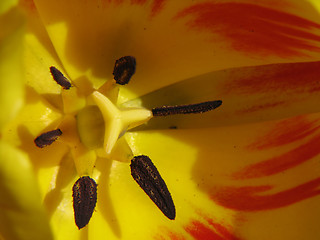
[50,66,72,89]
[152,100,222,117]
[72,176,97,229]
[130,155,176,220]
[113,56,136,85]
[34,129,62,148]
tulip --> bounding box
[1,0,320,239]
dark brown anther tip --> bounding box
[113,56,136,85]
[50,66,72,89]
[152,100,222,117]
[72,176,97,229]
[130,155,176,220]
[34,129,62,148]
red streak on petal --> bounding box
[103,0,124,5]
[131,0,146,4]
[210,178,320,211]
[154,235,165,240]
[175,2,320,57]
[247,116,320,150]
[206,219,241,240]
[223,61,320,95]
[151,0,166,16]
[20,0,37,11]
[237,101,286,114]
[154,228,186,240]
[185,220,241,240]
[130,0,165,16]
[185,221,225,240]
[234,133,320,179]
[167,232,186,240]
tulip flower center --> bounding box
[33,56,222,229]
[44,59,153,167]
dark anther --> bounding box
[50,66,72,89]
[34,129,62,148]
[152,100,222,117]
[72,176,97,229]
[130,155,176,220]
[113,56,136,85]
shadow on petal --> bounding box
[95,157,122,238]
[43,152,76,218]
[17,125,69,170]
[128,61,320,130]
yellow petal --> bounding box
[0,141,53,240]
[130,61,320,130]
[33,0,320,102]
[0,0,18,15]
[22,0,67,109]
[0,6,24,130]
[123,112,320,239]
[38,161,80,240]
[15,1,320,239]
[2,87,62,147]
[309,0,320,13]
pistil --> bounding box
[91,91,152,154]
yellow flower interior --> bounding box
[55,72,153,177]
